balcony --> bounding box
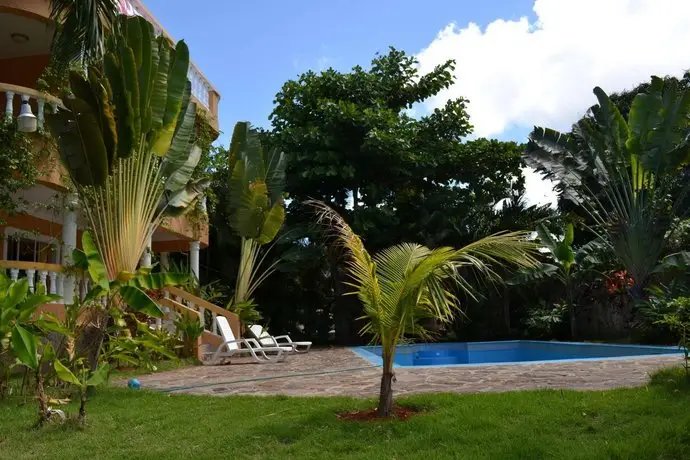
[2,87,209,263]
[0,0,220,131]
[0,83,67,189]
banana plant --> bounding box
[54,357,109,426]
[227,122,287,307]
[47,16,207,278]
[0,274,61,423]
[72,231,189,319]
[509,223,580,337]
[525,78,690,296]
[0,275,60,397]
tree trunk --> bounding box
[569,303,576,339]
[78,391,87,427]
[35,369,48,427]
[377,357,394,417]
[566,276,577,339]
[329,249,355,345]
[503,286,511,336]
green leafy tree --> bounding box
[525,78,690,297]
[267,48,524,343]
[269,48,522,249]
[312,201,538,416]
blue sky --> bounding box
[144,0,535,146]
[143,0,690,206]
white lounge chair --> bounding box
[208,316,291,364]
[249,325,312,353]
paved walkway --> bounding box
[129,348,681,398]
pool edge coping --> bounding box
[350,340,684,369]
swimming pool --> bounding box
[352,341,682,367]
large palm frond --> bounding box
[310,201,538,346]
[50,0,119,64]
[525,80,690,291]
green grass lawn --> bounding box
[1,368,690,460]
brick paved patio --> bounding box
[128,347,681,398]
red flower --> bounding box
[606,270,635,294]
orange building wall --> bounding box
[0,54,50,89]
[0,0,50,20]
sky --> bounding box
[144,0,690,206]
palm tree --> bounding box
[525,79,690,297]
[49,0,119,65]
[310,201,538,417]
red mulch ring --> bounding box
[337,405,423,422]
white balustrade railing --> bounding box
[1,83,62,131]
[1,261,65,302]
[163,286,241,339]
[188,68,211,108]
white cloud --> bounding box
[415,0,690,205]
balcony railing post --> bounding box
[4,90,14,122]
[56,273,64,297]
[26,269,35,293]
[48,271,58,296]
[38,270,48,292]
[198,306,205,329]
[37,98,45,130]
[9,268,18,282]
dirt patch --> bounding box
[337,405,424,422]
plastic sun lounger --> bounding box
[208,316,292,364]
[248,324,313,354]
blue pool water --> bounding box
[352,341,681,367]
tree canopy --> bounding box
[268,47,525,251]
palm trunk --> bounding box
[503,285,511,335]
[565,274,576,339]
[378,356,394,417]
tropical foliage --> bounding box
[311,201,538,416]
[0,125,39,224]
[48,16,208,278]
[237,48,527,344]
[49,0,119,65]
[224,122,286,315]
[525,79,690,296]
[0,276,59,399]
[508,223,605,337]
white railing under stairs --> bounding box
[162,286,241,341]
